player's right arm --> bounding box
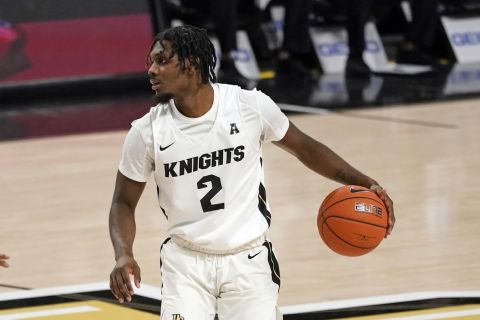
[109,170,146,303]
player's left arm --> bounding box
[274,121,395,235]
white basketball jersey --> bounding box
[119,84,289,251]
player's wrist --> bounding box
[115,252,134,262]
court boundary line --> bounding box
[0,283,161,301]
[280,291,480,315]
[1,283,479,315]
[0,284,31,291]
[278,103,457,129]
[338,112,458,129]
[278,103,331,115]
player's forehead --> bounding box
[150,40,174,58]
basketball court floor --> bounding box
[1,72,480,319]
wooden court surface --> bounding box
[0,98,479,307]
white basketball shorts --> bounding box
[159,238,282,320]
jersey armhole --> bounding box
[252,91,289,143]
[238,91,263,153]
[120,117,155,182]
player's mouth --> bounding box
[150,79,162,91]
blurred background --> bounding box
[1,0,480,131]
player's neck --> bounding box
[174,83,214,118]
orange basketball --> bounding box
[318,185,388,257]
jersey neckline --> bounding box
[168,83,221,144]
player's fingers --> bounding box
[371,186,394,237]
[133,265,142,288]
[114,271,130,303]
[384,194,395,237]
[376,187,386,199]
[109,274,120,301]
[370,185,388,202]
[110,271,124,303]
[120,270,134,301]
[0,254,9,259]
[111,271,128,303]
[0,260,9,268]
[387,210,395,234]
[388,217,395,235]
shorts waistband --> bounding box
[170,234,267,255]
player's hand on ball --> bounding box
[370,185,395,237]
[110,255,141,303]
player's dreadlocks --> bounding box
[149,25,217,84]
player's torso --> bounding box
[150,85,269,250]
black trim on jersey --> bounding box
[258,182,271,226]
[159,237,171,302]
[157,185,168,220]
[159,237,171,268]
[160,207,168,220]
[262,240,281,289]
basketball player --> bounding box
[0,253,9,268]
[109,25,395,320]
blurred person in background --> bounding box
[161,0,261,86]
[274,0,316,79]
[345,0,440,76]
[0,18,30,79]
[395,0,441,65]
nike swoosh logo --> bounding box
[350,186,370,193]
[248,251,262,259]
[159,142,175,151]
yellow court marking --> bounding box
[338,304,480,320]
[0,300,158,320]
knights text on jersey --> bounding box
[119,84,289,251]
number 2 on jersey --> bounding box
[197,174,225,213]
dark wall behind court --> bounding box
[0,0,149,22]
[0,0,154,86]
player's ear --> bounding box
[185,57,200,77]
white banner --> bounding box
[441,16,480,64]
[308,75,383,105]
[444,62,480,95]
[309,22,388,74]
[234,30,260,80]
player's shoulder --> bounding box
[131,103,168,130]
[240,85,268,100]
[216,82,240,97]
[216,83,271,108]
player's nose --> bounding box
[147,63,159,77]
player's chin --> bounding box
[154,92,173,104]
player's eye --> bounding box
[154,56,168,65]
